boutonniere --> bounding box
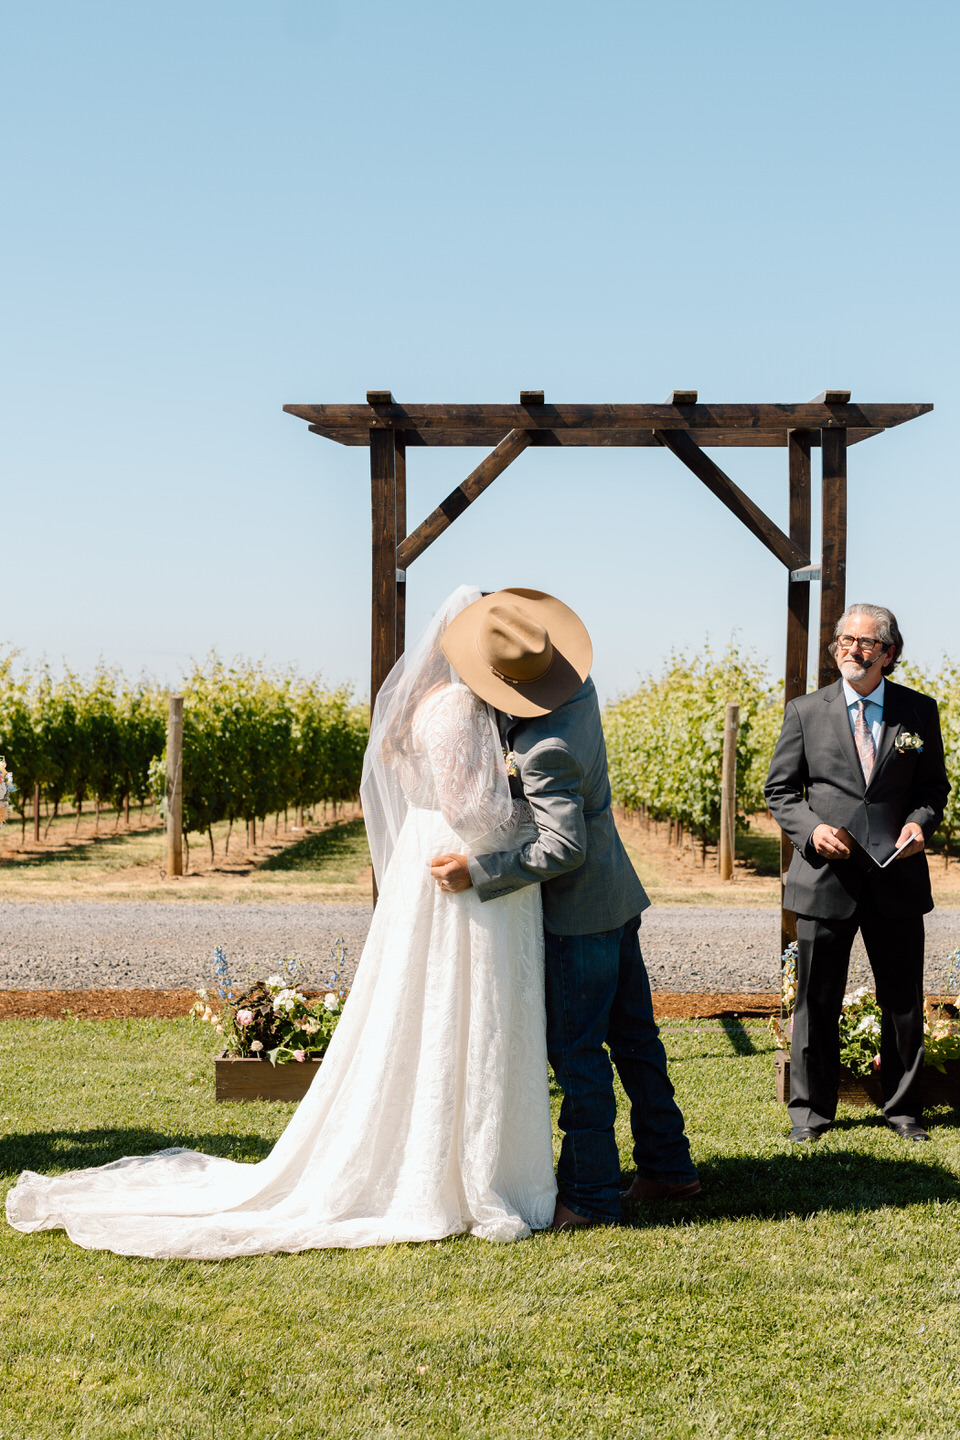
[503,749,519,779]
[895,731,924,754]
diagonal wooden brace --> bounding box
[397,429,531,569]
[653,428,810,571]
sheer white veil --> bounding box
[359,584,511,888]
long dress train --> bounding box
[6,682,556,1258]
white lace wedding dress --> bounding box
[6,683,556,1258]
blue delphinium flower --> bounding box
[329,934,347,997]
[213,945,233,1002]
[945,947,960,997]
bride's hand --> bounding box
[428,853,473,892]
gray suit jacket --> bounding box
[765,678,949,920]
[468,677,650,935]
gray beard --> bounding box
[840,659,875,684]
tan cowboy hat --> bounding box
[440,588,592,716]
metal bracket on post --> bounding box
[789,564,821,583]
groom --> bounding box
[429,588,699,1227]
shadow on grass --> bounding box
[718,1017,760,1054]
[735,828,781,877]
[0,1128,275,1177]
[2,830,152,870]
[622,1138,960,1228]
[260,819,369,877]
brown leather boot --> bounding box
[551,1200,599,1230]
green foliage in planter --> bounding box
[193,945,349,1066]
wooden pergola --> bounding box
[285,389,932,942]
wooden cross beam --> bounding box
[287,399,931,449]
[653,428,810,571]
[397,428,531,570]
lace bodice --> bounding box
[400,684,517,850]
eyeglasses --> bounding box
[837,635,885,653]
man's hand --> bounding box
[428,853,473,893]
[893,822,925,860]
[811,824,854,859]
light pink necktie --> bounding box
[854,700,876,782]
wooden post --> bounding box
[165,694,183,877]
[33,783,40,843]
[370,421,398,713]
[395,435,406,664]
[718,702,739,881]
[818,426,847,686]
[780,430,813,952]
[369,399,399,911]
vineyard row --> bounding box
[4,644,960,862]
[0,654,369,855]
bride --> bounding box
[6,585,556,1258]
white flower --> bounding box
[250,1040,264,1053]
[266,973,284,991]
[323,993,340,1012]
[273,988,306,1014]
[855,1016,881,1036]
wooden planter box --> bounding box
[775,1050,960,1109]
[215,1053,321,1103]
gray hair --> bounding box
[829,603,903,674]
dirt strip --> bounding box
[0,989,782,1021]
[0,989,199,1020]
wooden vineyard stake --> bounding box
[165,695,183,877]
[719,703,739,881]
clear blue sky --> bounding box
[2,0,957,704]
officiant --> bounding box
[765,604,950,1144]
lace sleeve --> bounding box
[418,685,512,847]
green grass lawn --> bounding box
[1,1019,959,1439]
[734,826,781,877]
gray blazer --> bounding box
[765,678,949,920]
[468,677,650,936]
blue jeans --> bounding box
[544,917,697,1222]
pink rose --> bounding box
[873,1054,882,1070]
[235,1009,254,1027]
[293,1049,307,1063]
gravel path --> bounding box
[2,902,958,993]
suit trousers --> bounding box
[790,908,926,1130]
